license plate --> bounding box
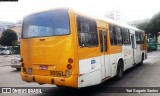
[39,65,48,70]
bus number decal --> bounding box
[50,71,65,76]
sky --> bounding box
[0,0,159,23]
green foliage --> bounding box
[137,11,160,38]
[150,11,160,36]
[12,40,18,46]
[0,29,18,46]
[136,20,150,34]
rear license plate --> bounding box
[39,65,48,70]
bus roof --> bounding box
[71,8,143,32]
[23,7,69,19]
[24,8,144,33]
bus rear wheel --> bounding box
[139,54,144,65]
[116,61,124,80]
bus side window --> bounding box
[122,28,131,45]
[103,30,107,52]
[77,16,98,47]
[135,31,144,44]
[109,24,114,45]
[110,25,122,45]
[115,26,122,45]
[135,31,140,44]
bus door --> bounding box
[131,34,136,66]
[99,29,109,79]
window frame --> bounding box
[109,24,122,45]
[135,31,144,44]
[121,28,131,45]
[76,15,98,47]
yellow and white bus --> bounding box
[21,8,147,88]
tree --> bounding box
[136,20,150,34]
[136,11,160,39]
[0,29,18,46]
[149,11,160,38]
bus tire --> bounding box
[140,54,144,65]
[116,61,124,80]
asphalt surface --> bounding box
[0,49,160,96]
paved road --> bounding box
[0,50,160,96]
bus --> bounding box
[147,34,157,51]
[20,8,147,88]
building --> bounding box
[105,9,126,23]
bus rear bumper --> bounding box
[21,72,78,88]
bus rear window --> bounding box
[22,10,70,38]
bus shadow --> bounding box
[124,63,144,74]
[37,64,145,96]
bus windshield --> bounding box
[22,9,70,38]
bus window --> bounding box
[103,30,107,52]
[109,24,114,45]
[109,24,122,45]
[22,9,70,38]
[135,31,144,44]
[122,28,131,45]
[99,30,103,52]
[114,26,122,45]
[77,16,98,47]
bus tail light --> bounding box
[68,58,73,64]
[67,64,72,70]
